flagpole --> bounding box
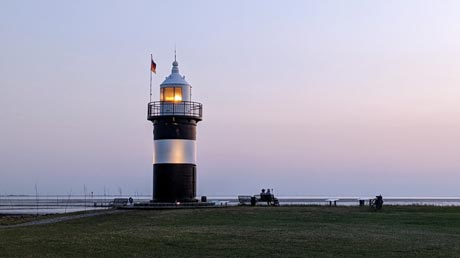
[149,54,153,102]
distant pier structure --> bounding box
[147,56,203,202]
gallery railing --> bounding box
[147,101,203,120]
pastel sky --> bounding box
[1,0,459,196]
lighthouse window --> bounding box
[174,88,182,101]
[161,87,182,102]
[163,88,174,101]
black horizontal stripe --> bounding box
[153,117,196,140]
[153,164,196,202]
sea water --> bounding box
[2,195,460,214]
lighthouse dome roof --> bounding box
[160,60,190,86]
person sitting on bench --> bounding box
[266,189,272,205]
[260,189,266,196]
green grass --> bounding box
[1,206,460,258]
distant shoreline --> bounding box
[2,195,460,215]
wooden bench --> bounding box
[358,198,372,207]
[110,198,129,207]
[326,198,339,206]
[238,196,252,205]
[255,194,279,206]
[211,200,229,206]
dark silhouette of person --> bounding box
[376,195,384,210]
[266,188,272,205]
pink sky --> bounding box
[1,0,459,196]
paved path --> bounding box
[0,210,125,229]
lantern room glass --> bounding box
[161,87,182,102]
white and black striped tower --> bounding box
[147,56,203,202]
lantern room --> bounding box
[159,59,191,102]
[147,56,202,120]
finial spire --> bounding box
[172,46,179,72]
[172,45,179,70]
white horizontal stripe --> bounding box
[154,139,196,164]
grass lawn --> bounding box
[1,206,460,258]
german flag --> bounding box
[150,55,156,74]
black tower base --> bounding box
[153,164,196,202]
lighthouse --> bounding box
[147,56,203,203]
